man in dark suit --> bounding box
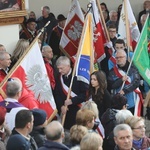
[54,56,88,130]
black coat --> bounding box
[30,127,46,148]
[54,72,88,130]
[38,140,69,150]
[93,89,112,119]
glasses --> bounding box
[116,56,125,59]
[109,30,116,33]
[7,78,14,82]
[132,126,146,130]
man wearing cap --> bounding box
[20,18,37,41]
[30,109,47,148]
[49,14,67,59]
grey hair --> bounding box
[42,45,52,53]
[115,110,133,124]
[109,10,117,17]
[0,44,6,51]
[140,14,148,21]
[115,49,127,58]
[113,124,132,137]
[0,51,9,60]
[43,6,50,14]
[56,56,70,66]
[6,78,22,97]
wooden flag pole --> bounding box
[61,14,92,126]
[47,109,58,124]
[0,21,50,88]
[96,0,110,42]
[124,0,132,61]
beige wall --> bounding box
[28,0,144,20]
[0,25,19,54]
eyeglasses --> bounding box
[109,30,116,33]
[7,78,14,82]
[116,56,125,59]
[132,126,146,130]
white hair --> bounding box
[56,56,70,66]
[113,124,132,137]
[109,10,117,17]
[115,110,133,124]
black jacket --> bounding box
[38,140,69,150]
[30,127,46,148]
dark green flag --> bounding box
[133,16,150,85]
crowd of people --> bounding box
[0,0,150,150]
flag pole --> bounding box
[120,14,149,91]
[61,13,92,126]
[0,88,6,99]
[96,0,110,42]
[124,0,132,61]
[47,109,58,124]
[0,21,50,88]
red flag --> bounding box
[90,0,106,62]
[0,40,56,118]
[59,0,84,57]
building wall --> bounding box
[28,0,144,20]
[0,25,19,54]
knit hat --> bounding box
[0,106,7,125]
[7,134,30,150]
[31,109,47,126]
[57,14,67,22]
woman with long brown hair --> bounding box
[88,70,111,119]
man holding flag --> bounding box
[108,50,142,116]
[54,11,95,130]
[54,56,88,130]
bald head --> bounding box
[6,77,22,98]
[42,45,53,61]
[45,121,64,142]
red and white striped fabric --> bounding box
[90,0,106,62]
[59,0,84,57]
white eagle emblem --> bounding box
[93,26,101,43]
[25,65,53,104]
[68,21,83,41]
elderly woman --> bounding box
[125,116,150,149]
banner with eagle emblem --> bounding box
[59,0,84,57]
[0,40,56,118]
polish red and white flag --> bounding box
[0,40,56,118]
[59,0,84,57]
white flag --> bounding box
[118,0,140,50]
